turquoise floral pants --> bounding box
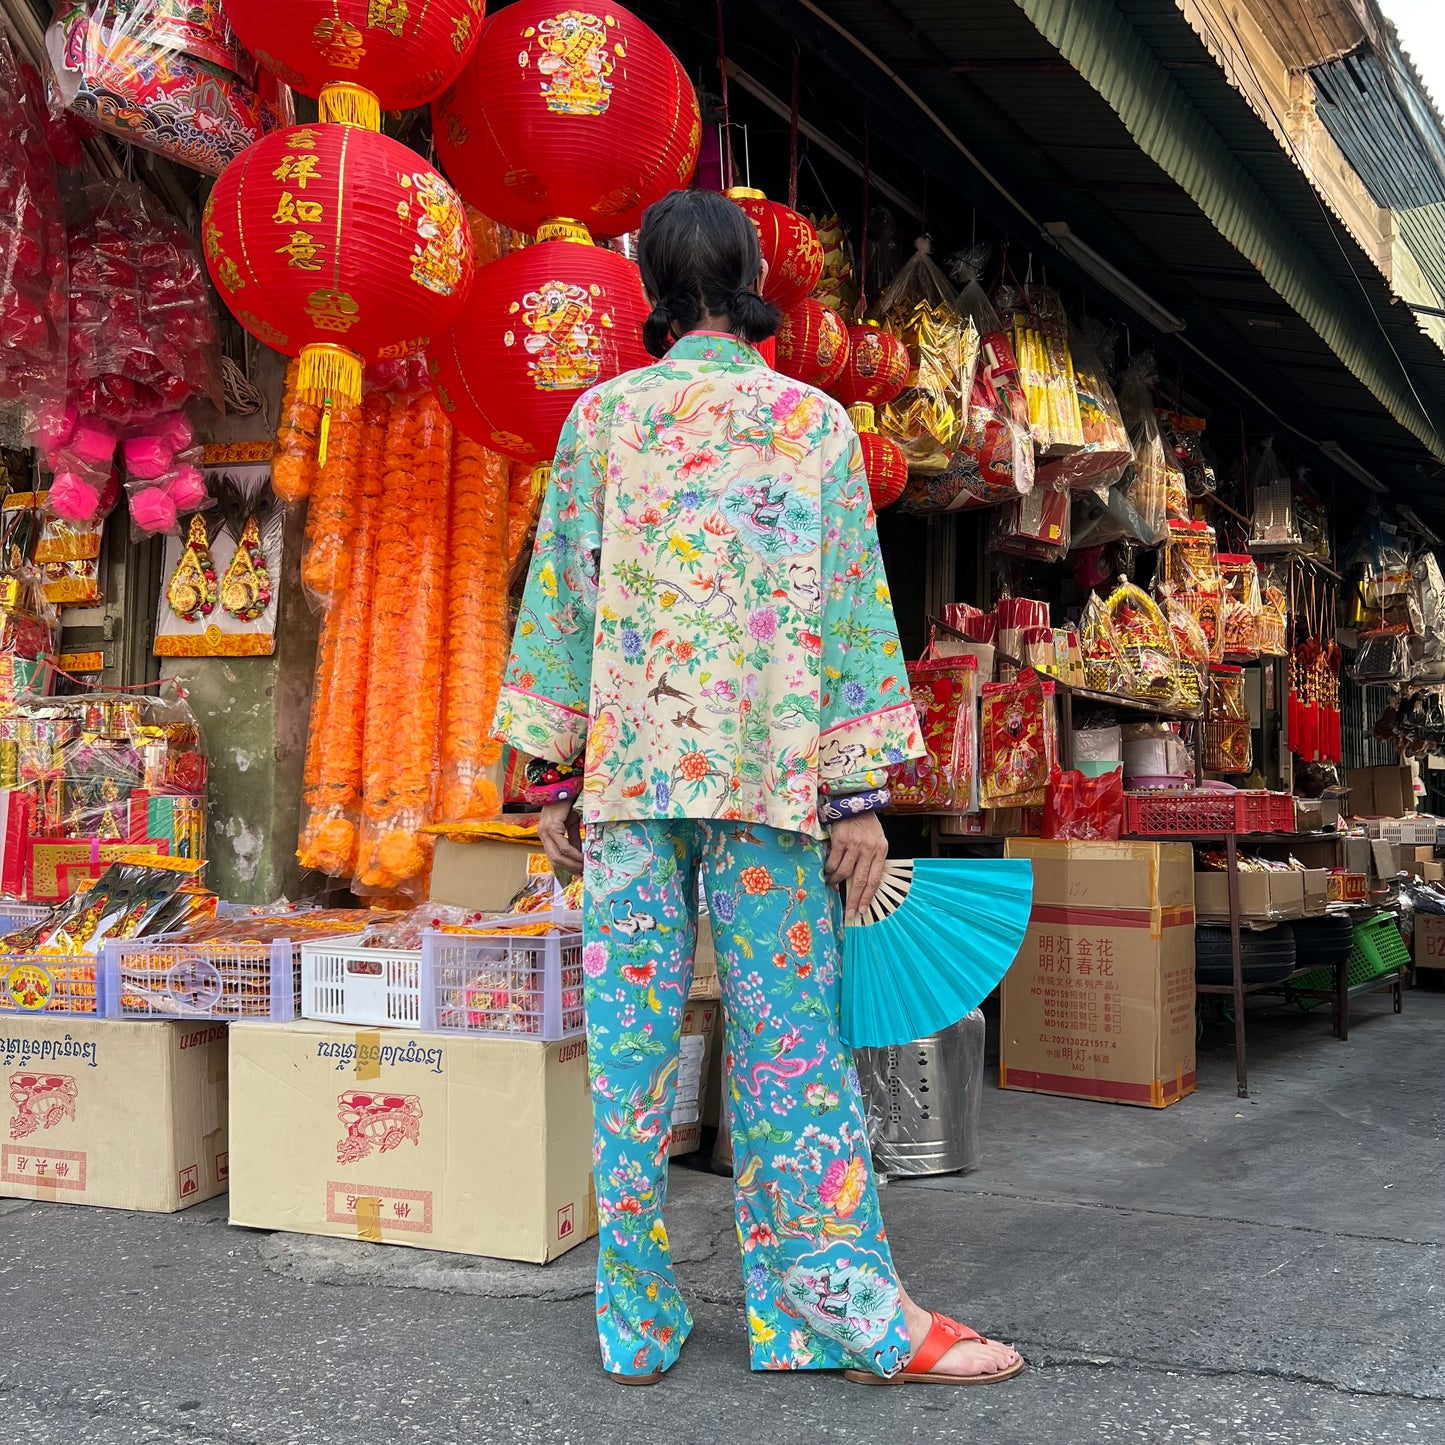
[581,819,912,1378]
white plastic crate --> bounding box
[300,913,585,1040]
[0,952,105,1016]
[300,941,426,1028]
[102,937,305,1020]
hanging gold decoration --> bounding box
[166,514,218,623]
[221,515,274,622]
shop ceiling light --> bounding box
[1042,222,1187,334]
[1319,440,1389,493]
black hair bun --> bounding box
[729,288,782,346]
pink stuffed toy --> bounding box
[165,464,208,512]
[49,470,103,522]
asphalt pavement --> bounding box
[1,987,1441,1444]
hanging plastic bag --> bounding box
[1412,551,1445,682]
[994,281,1083,455]
[876,237,978,473]
[0,40,68,420]
[989,482,1070,562]
[1113,353,1171,544]
[1248,438,1299,547]
[1043,765,1123,841]
[980,671,1056,809]
[1036,322,1130,491]
[45,0,291,177]
[889,645,978,813]
[63,178,223,425]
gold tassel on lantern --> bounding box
[317,82,381,131]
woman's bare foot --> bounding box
[899,1285,1021,1377]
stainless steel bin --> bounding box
[854,1009,985,1177]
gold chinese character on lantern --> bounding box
[277,230,325,271]
[272,154,321,189]
[450,12,473,52]
[273,191,325,226]
[366,0,409,34]
[305,289,361,333]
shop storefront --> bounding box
[0,0,1442,1245]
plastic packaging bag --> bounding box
[64,178,223,423]
[0,40,68,412]
[46,0,291,176]
[1036,323,1130,490]
[1115,353,1170,545]
[1043,765,1123,840]
[1248,438,1298,548]
[990,482,1070,561]
[0,564,60,704]
[1220,553,1262,659]
[1351,626,1410,684]
[889,647,978,813]
[877,237,978,473]
[995,281,1083,455]
[1412,551,1445,681]
[980,671,1056,809]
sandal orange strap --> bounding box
[906,1312,984,1376]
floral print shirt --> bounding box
[495,331,924,839]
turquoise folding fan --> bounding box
[841,857,1034,1049]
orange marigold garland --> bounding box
[296,396,391,876]
[272,358,322,504]
[299,393,373,606]
[355,391,452,898]
[437,430,510,822]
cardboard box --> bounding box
[1425,861,1444,885]
[228,1020,595,1262]
[669,997,720,1159]
[1327,871,1367,903]
[1195,871,1305,923]
[1415,913,1445,970]
[1347,764,1413,818]
[1000,840,1196,1108]
[692,914,720,999]
[1302,868,1328,917]
[0,1016,227,1211]
[429,836,549,913]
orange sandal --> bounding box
[845,1312,1025,1387]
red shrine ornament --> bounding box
[831,320,910,509]
[725,187,824,312]
[221,0,484,114]
[430,230,651,465]
[433,0,701,238]
[774,297,849,390]
[203,121,474,407]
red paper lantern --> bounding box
[433,0,700,238]
[857,427,908,510]
[431,233,651,464]
[222,0,483,112]
[725,187,824,312]
[832,320,909,407]
[775,297,849,390]
[203,122,474,405]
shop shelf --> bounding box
[102,937,305,1021]
[1124,789,1237,836]
[0,953,105,1016]
[301,913,585,1041]
[1291,913,1410,1000]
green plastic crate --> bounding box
[1293,913,1409,1003]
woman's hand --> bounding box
[825,811,889,917]
[537,800,585,877]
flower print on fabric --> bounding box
[582,818,910,1378]
[494,332,924,839]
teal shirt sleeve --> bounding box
[492,399,604,765]
[816,417,925,796]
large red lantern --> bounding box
[725,187,824,312]
[433,0,700,238]
[431,229,650,466]
[831,322,910,510]
[856,429,908,509]
[222,0,484,114]
[203,122,474,407]
[833,320,909,407]
[775,297,849,390]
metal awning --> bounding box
[634,0,1445,503]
